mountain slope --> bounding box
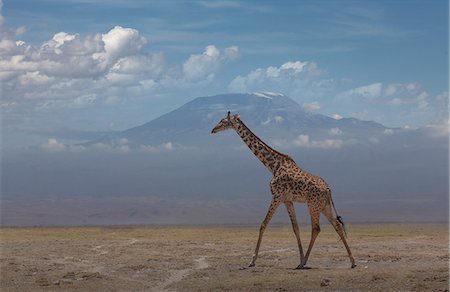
[102,92,387,148]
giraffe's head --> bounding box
[211,111,240,134]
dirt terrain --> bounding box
[0,223,448,291]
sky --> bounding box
[1,0,449,149]
[1,0,449,226]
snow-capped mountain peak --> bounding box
[99,92,387,149]
[252,91,285,99]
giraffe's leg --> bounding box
[322,204,356,268]
[284,201,304,267]
[297,209,320,269]
[248,197,281,267]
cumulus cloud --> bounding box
[42,138,67,152]
[272,131,360,150]
[331,114,343,120]
[1,26,156,108]
[425,121,450,138]
[274,116,284,123]
[302,101,320,111]
[351,110,369,120]
[261,115,284,125]
[97,26,147,67]
[337,83,447,126]
[140,142,175,152]
[1,24,238,115]
[41,138,86,152]
[92,138,131,153]
[338,82,383,100]
[329,127,342,135]
[228,58,444,128]
[338,82,430,108]
[41,138,179,154]
[42,138,180,154]
[383,129,394,135]
[228,60,332,99]
[182,45,239,83]
[293,134,344,149]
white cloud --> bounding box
[338,82,383,100]
[110,53,165,76]
[293,134,344,149]
[140,142,175,152]
[228,60,331,99]
[436,91,449,103]
[19,71,54,86]
[261,117,271,125]
[425,121,450,138]
[42,138,86,152]
[96,26,147,67]
[293,134,310,147]
[37,93,98,110]
[70,94,97,108]
[302,101,320,111]
[351,110,369,120]
[335,83,447,127]
[42,32,77,55]
[329,127,342,135]
[339,82,429,109]
[260,115,284,126]
[384,83,417,96]
[383,129,394,135]
[182,45,239,82]
[369,137,380,143]
[0,25,238,114]
[92,138,130,153]
[332,114,343,120]
[42,138,67,152]
[274,116,284,123]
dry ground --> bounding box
[0,223,448,291]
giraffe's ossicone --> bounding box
[211,111,356,269]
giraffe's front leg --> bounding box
[248,197,281,267]
[285,201,305,268]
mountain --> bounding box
[94,92,387,149]
[2,92,448,226]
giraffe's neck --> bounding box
[233,119,290,173]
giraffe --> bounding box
[211,111,356,269]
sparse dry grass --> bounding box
[0,223,448,291]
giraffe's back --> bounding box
[271,159,331,206]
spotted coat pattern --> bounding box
[212,113,356,269]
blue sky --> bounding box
[1,0,448,146]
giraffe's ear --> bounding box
[235,114,240,119]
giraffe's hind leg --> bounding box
[322,204,356,268]
[297,209,320,269]
[285,201,304,268]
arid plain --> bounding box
[0,223,448,291]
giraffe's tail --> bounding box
[336,215,347,237]
[329,193,347,237]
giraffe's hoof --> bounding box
[239,266,247,270]
[351,264,357,269]
[248,263,255,268]
[295,265,311,270]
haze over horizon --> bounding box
[1,0,448,226]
